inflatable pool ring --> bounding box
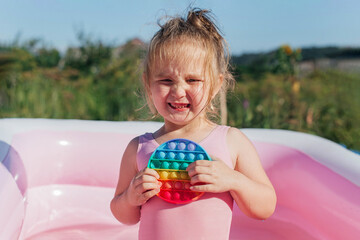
[147,138,211,204]
[1,119,360,239]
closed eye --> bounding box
[187,79,202,83]
[159,79,173,84]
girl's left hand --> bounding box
[186,155,235,193]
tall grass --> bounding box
[227,70,360,149]
[0,67,149,120]
[0,39,359,150]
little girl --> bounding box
[111,8,276,240]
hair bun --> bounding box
[186,8,221,40]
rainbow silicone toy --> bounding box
[147,138,211,204]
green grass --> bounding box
[1,64,359,150]
[227,70,360,150]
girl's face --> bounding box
[148,46,215,126]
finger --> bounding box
[137,167,160,178]
[190,173,213,185]
[133,174,160,187]
[141,188,161,203]
[135,182,162,195]
[143,167,160,179]
[186,160,211,172]
[190,184,213,192]
[187,165,212,177]
[194,160,212,166]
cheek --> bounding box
[150,85,169,102]
[190,85,209,104]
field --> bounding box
[1,40,359,150]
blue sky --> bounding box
[0,0,359,55]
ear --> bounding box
[212,74,224,98]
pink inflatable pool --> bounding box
[1,119,359,239]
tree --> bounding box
[272,45,302,79]
[35,48,61,68]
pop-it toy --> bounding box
[147,138,211,204]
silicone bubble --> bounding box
[173,192,181,200]
[187,143,196,151]
[167,141,177,150]
[160,171,169,179]
[162,161,170,169]
[167,152,176,160]
[147,138,211,204]
[157,151,166,159]
[177,152,185,160]
[174,182,183,189]
[163,182,172,189]
[187,153,195,161]
[171,161,180,170]
[180,163,188,170]
[197,154,205,160]
[177,142,186,150]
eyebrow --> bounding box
[154,72,170,78]
[154,71,204,79]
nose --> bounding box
[171,82,187,98]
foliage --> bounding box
[232,46,360,65]
[271,45,302,77]
[12,48,37,71]
[0,37,359,150]
[0,52,17,79]
[232,57,270,81]
[35,48,61,68]
[63,31,113,74]
[227,70,360,150]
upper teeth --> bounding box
[171,103,188,108]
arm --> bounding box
[110,137,161,225]
[187,127,276,220]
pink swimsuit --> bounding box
[137,125,234,240]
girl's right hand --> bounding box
[125,168,162,206]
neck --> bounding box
[166,116,210,132]
[153,116,216,143]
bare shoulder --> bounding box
[125,136,140,156]
[226,127,261,171]
[227,127,250,142]
[227,127,256,157]
[226,127,273,187]
[114,136,140,196]
[121,136,140,171]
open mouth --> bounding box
[168,103,190,110]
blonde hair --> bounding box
[142,8,235,120]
